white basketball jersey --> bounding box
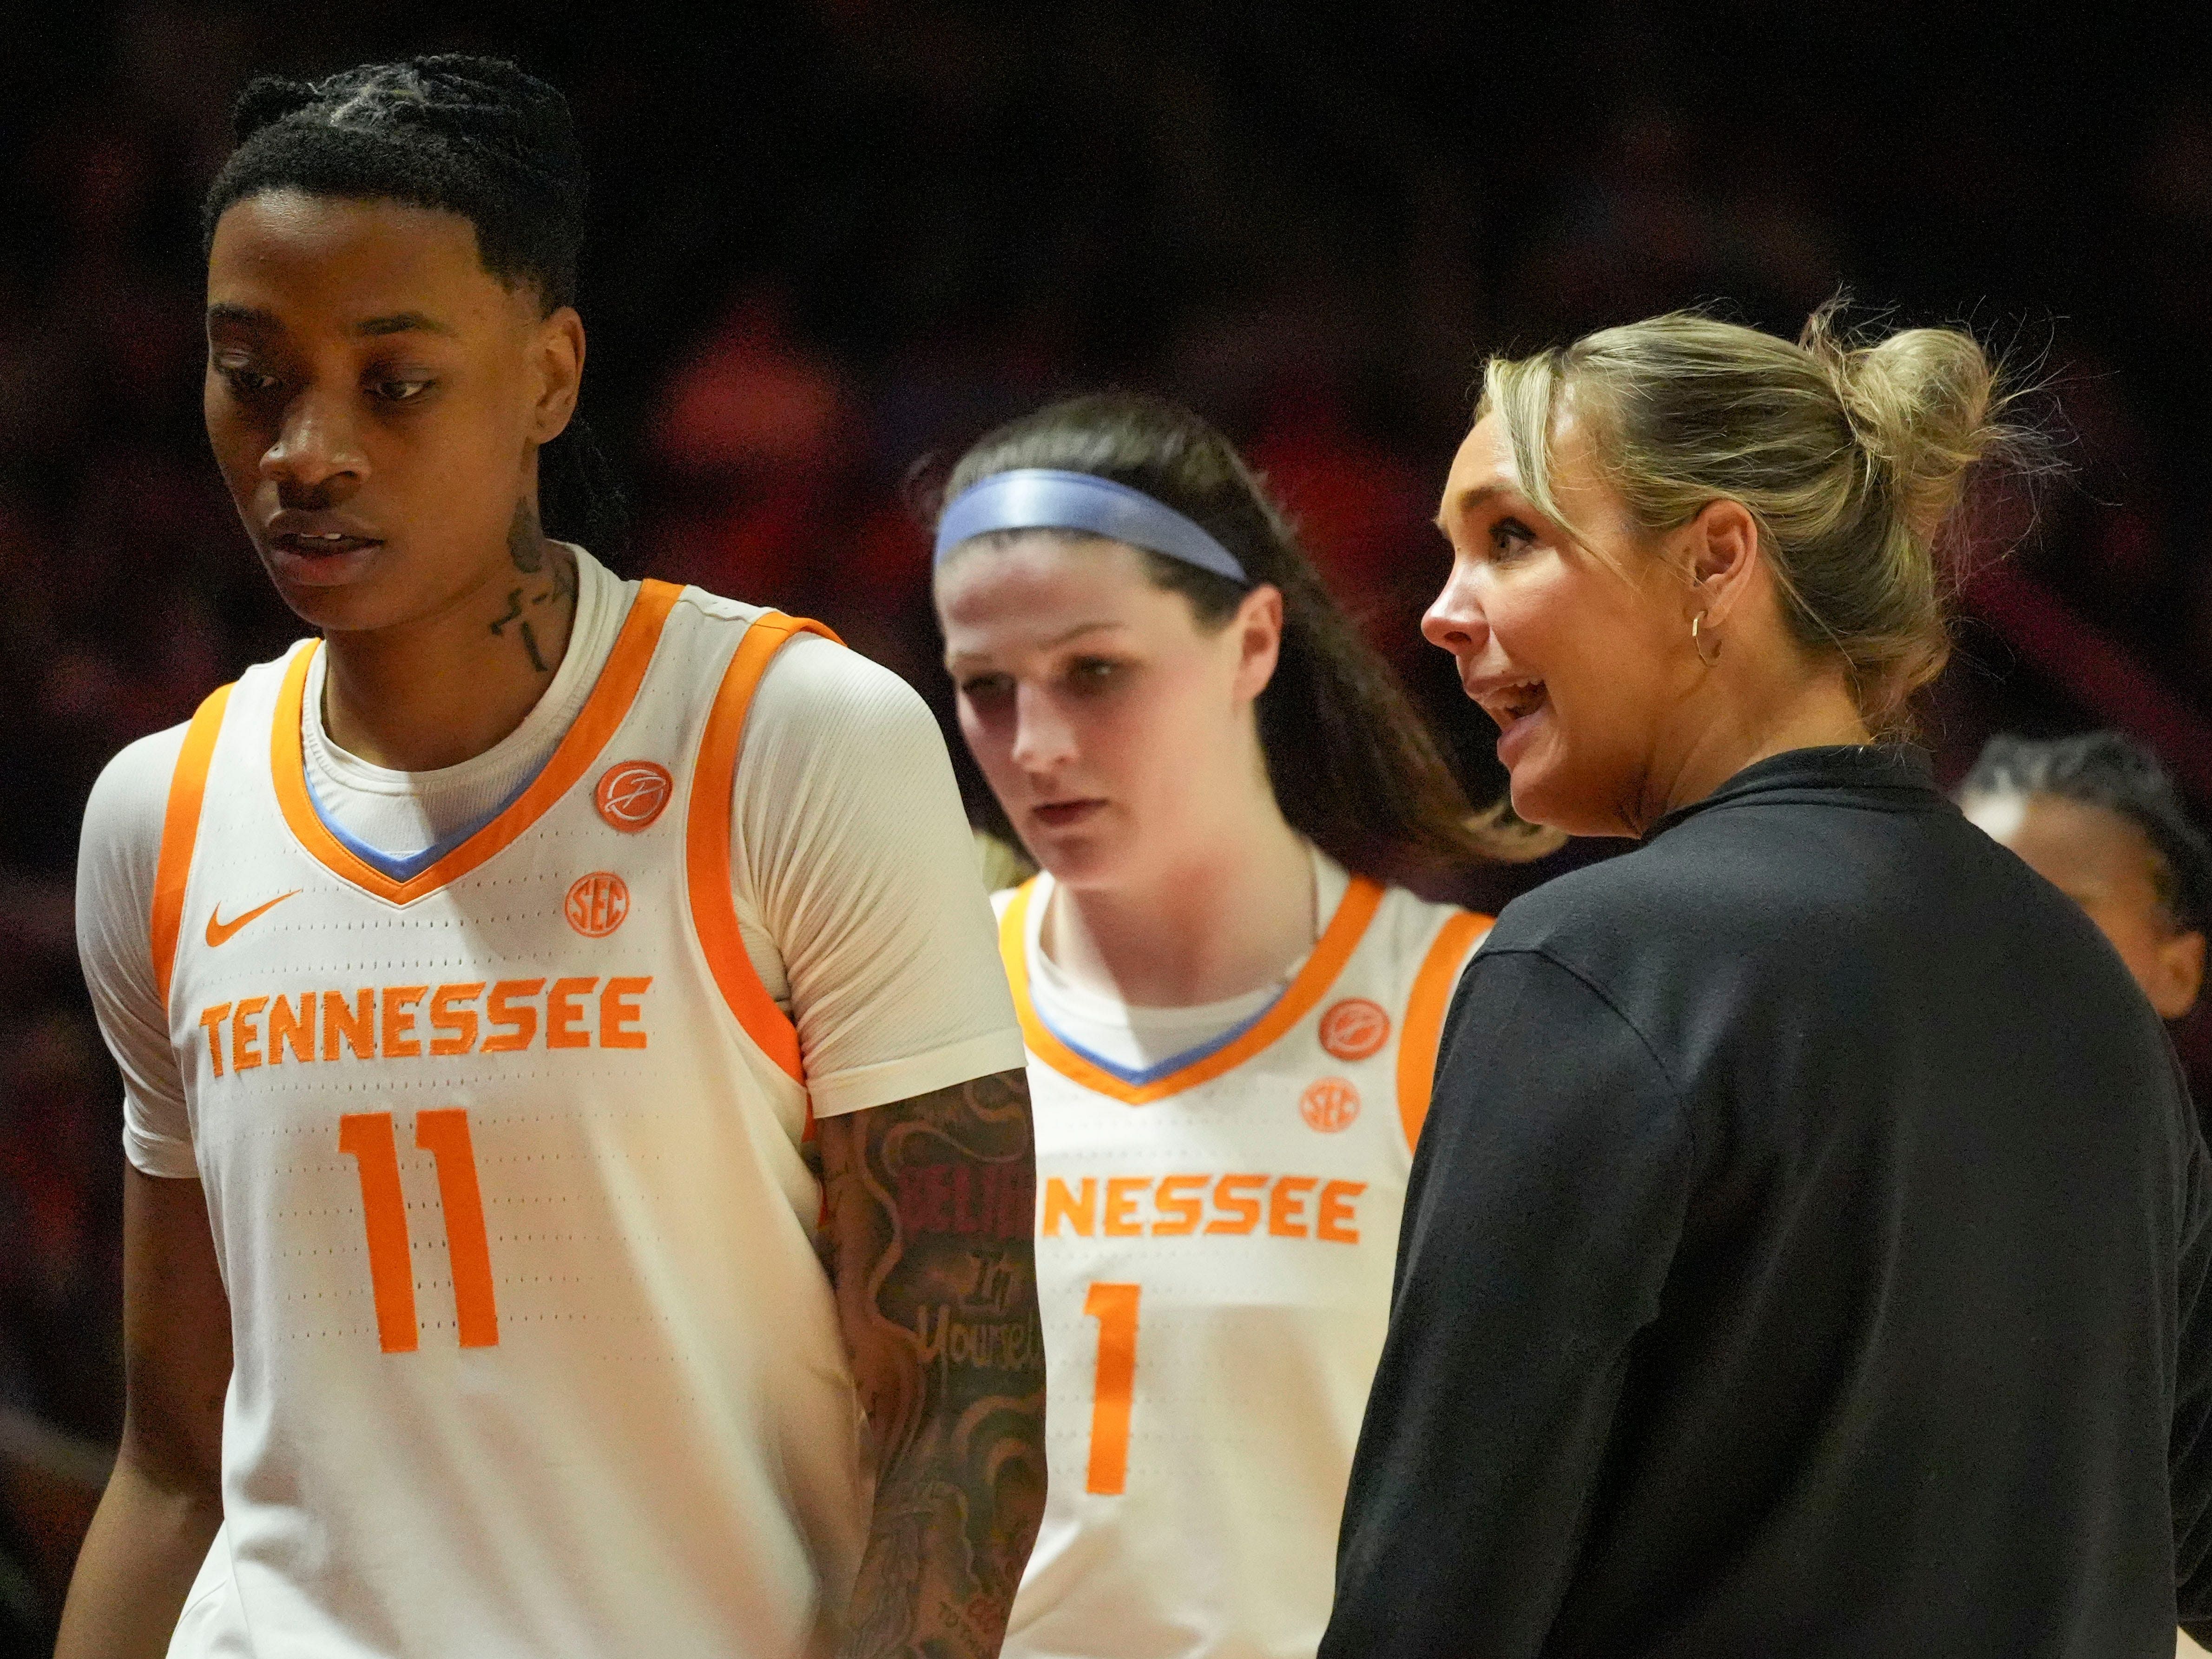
[151,581,867,1659]
[997,871,1487,1659]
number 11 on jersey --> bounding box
[1084,1282,1141,1494]
[339,1108,500,1354]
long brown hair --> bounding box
[937,392,1530,881]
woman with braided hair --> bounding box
[1960,729,2208,1022]
[60,56,1045,1659]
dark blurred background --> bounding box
[1,0,2210,1643]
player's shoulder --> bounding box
[1364,878,1492,973]
[665,582,769,632]
[988,880,1037,924]
[78,645,309,888]
[710,619,935,755]
[663,587,948,797]
[663,581,924,711]
[82,719,194,865]
[77,717,204,944]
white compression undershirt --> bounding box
[298,544,621,857]
[77,552,1022,1143]
[301,549,803,1004]
[1014,847,1350,1073]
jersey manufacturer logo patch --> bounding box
[205,890,301,947]
[565,871,631,938]
[594,760,673,832]
[1300,1076,1361,1133]
[1318,997,1390,1060]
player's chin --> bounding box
[265,584,388,636]
[265,579,414,641]
[1026,820,1128,889]
[257,547,408,631]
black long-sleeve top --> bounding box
[1323,746,2212,1658]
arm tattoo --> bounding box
[820,1068,1047,1659]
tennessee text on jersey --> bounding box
[144,585,875,1659]
[997,868,1488,1659]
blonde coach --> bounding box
[1323,308,2212,1658]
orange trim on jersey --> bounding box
[151,682,235,1007]
[686,611,842,1090]
[1396,910,1490,1151]
[1000,874,1387,1105]
[270,580,684,904]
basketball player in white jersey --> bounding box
[932,394,1532,1659]
[59,58,1044,1659]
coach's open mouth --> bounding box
[1474,679,1547,731]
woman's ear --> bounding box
[530,306,586,445]
[1684,498,1762,627]
[1230,582,1285,703]
[2149,928,2207,1020]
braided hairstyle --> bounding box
[1962,730,2212,937]
[201,56,625,553]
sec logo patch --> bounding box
[1300,1077,1361,1133]
[566,872,631,938]
[1318,997,1390,1061]
[595,761,673,832]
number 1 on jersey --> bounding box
[339,1108,500,1353]
[415,1109,500,1348]
[337,1113,417,1353]
[1084,1282,1141,1494]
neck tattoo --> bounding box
[487,499,579,675]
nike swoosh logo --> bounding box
[206,890,302,948]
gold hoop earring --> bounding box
[1692,611,1722,667]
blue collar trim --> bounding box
[302,763,541,883]
[1030,990,1284,1088]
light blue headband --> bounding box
[933,468,1249,585]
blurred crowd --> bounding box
[1,0,2210,1640]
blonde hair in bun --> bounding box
[1478,299,2042,731]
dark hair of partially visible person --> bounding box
[932,392,1557,880]
[200,54,626,556]
[1961,730,2212,934]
